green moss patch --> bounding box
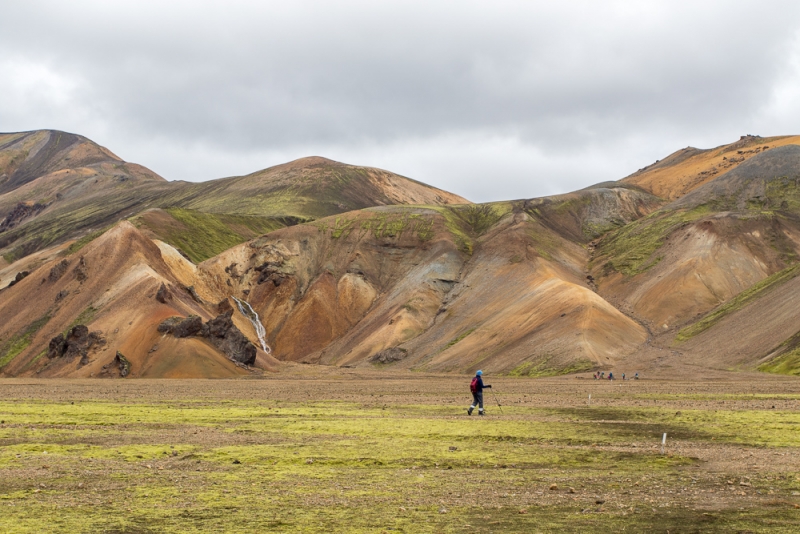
[596,204,712,276]
[139,208,286,263]
[0,314,50,370]
[510,358,594,377]
[759,329,800,376]
[760,349,800,376]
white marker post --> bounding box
[588,393,591,406]
[661,433,667,455]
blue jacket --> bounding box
[474,376,486,392]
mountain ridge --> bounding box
[2,131,800,378]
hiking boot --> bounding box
[467,407,473,415]
[479,410,485,416]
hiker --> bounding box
[608,372,614,380]
[622,373,626,380]
[468,370,491,416]
[634,372,639,380]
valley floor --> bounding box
[1,372,799,533]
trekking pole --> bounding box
[490,387,503,414]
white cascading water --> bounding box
[231,296,271,354]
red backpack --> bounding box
[470,377,479,393]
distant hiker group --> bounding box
[593,372,639,380]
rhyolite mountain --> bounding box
[0,130,467,264]
[2,130,800,379]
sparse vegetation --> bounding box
[0,314,50,371]
[317,211,436,243]
[509,358,594,377]
[65,306,98,334]
[330,217,355,239]
[66,226,111,255]
[0,379,799,532]
[142,208,286,263]
[758,329,800,376]
[676,263,800,342]
[759,348,800,376]
[441,328,475,352]
[455,204,504,235]
[596,204,712,276]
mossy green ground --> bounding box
[595,205,713,277]
[132,208,287,263]
[0,376,799,533]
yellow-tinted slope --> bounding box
[622,135,800,200]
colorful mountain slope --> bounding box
[0,131,469,263]
[3,132,800,378]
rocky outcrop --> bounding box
[54,289,69,302]
[47,334,67,359]
[156,316,182,334]
[114,351,131,377]
[203,311,257,365]
[0,202,47,233]
[7,271,29,288]
[157,315,203,338]
[73,256,88,282]
[370,347,408,364]
[48,259,69,282]
[157,311,257,366]
[217,298,233,314]
[255,261,286,286]
[184,285,203,304]
[46,325,105,365]
[100,350,131,377]
[155,283,171,303]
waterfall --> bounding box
[231,296,271,354]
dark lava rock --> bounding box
[224,262,240,278]
[73,256,88,282]
[157,316,183,334]
[7,271,29,288]
[259,272,285,286]
[255,261,286,286]
[172,316,203,338]
[205,311,234,338]
[158,311,257,366]
[55,289,69,302]
[114,351,131,377]
[205,311,257,365]
[63,325,90,359]
[217,298,233,314]
[370,347,408,364]
[155,283,171,304]
[47,325,105,363]
[0,202,47,232]
[47,334,67,359]
[48,259,69,282]
[184,285,203,304]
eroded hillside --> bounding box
[2,133,800,378]
[0,131,467,265]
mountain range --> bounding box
[2,130,799,379]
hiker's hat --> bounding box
[476,370,483,376]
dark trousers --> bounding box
[471,391,484,409]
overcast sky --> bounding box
[2,1,800,202]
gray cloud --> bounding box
[2,1,800,201]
